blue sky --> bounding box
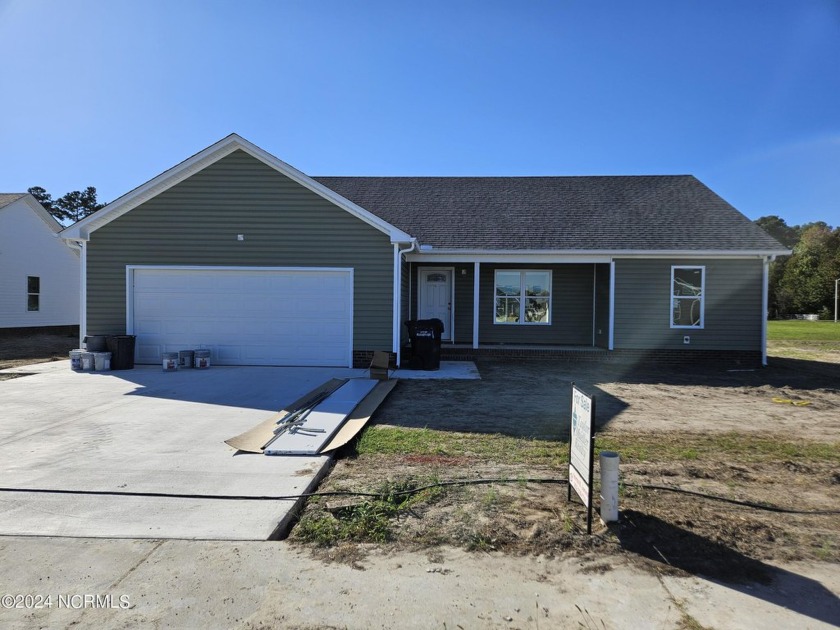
[1,0,838,226]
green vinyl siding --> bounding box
[452,265,474,344]
[86,150,394,349]
[479,263,593,345]
[594,263,610,348]
[613,258,763,351]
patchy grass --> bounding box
[357,426,567,466]
[355,426,839,467]
[292,425,840,566]
[597,431,840,464]
[767,320,840,341]
[294,477,446,547]
[767,321,840,363]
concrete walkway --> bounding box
[0,538,836,629]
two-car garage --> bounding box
[128,267,354,367]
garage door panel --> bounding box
[130,268,353,367]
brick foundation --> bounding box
[357,346,763,369]
[0,325,79,339]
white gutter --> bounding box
[393,240,418,366]
[65,240,87,347]
[406,248,790,260]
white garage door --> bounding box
[129,267,353,367]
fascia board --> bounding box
[60,134,413,244]
[21,194,64,233]
[407,248,791,262]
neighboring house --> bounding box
[0,193,80,331]
[59,134,789,368]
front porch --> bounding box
[439,343,609,362]
[402,258,612,353]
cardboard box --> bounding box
[369,351,391,380]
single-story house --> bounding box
[0,193,80,332]
[60,134,789,368]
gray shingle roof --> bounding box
[0,193,26,209]
[313,175,785,252]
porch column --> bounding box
[473,262,480,349]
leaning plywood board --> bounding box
[319,378,398,453]
[264,379,379,456]
[224,379,346,453]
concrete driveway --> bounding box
[0,361,367,540]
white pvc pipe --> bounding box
[599,451,620,523]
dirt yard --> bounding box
[0,332,77,379]
[292,357,840,583]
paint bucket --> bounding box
[194,349,211,369]
[178,350,194,369]
[69,349,85,371]
[80,352,94,371]
[93,352,111,372]
[162,352,179,372]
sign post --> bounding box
[568,383,596,534]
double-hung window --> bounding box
[671,266,704,328]
[27,276,40,312]
[494,270,551,324]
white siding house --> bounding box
[0,193,79,329]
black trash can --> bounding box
[405,318,444,370]
[106,335,136,370]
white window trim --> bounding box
[670,265,705,329]
[493,269,552,326]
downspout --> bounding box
[761,255,775,367]
[65,239,87,348]
[393,239,418,367]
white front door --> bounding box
[419,268,453,341]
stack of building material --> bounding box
[224,378,397,456]
[263,379,379,455]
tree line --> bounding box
[28,186,104,225]
[755,216,840,319]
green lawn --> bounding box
[767,319,840,341]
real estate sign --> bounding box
[568,384,595,534]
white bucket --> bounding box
[69,349,85,371]
[93,352,111,372]
[162,352,179,372]
[194,349,211,369]
[80,352,94,371]
[178,350,194,369]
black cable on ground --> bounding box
[1,479,838,515]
